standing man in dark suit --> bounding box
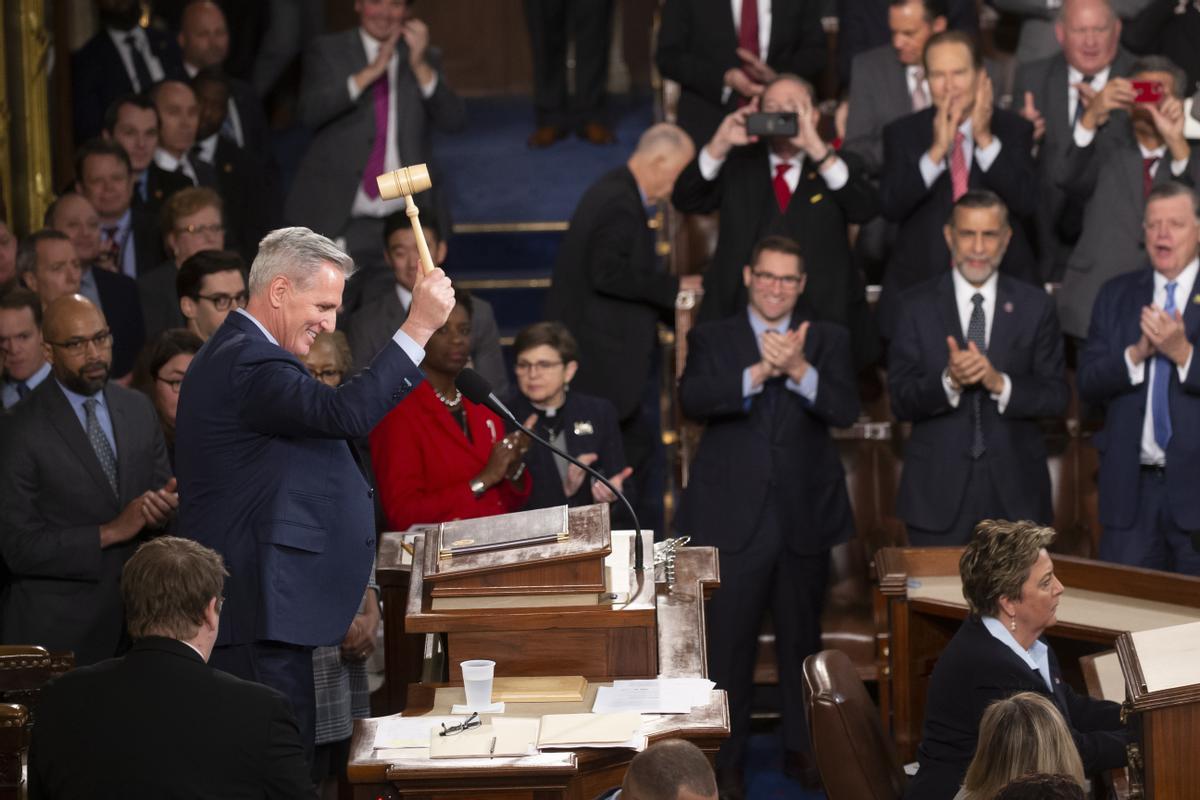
[102,95,193,221]
[1014,0,1136,282]
[150,80,218,190]
[672,74,880,364]
[655,0,827,148]
[1078,183,1200,574]
[175,226,454,758]
[29,536,315,799]
[286,0,465,277]
[75,139,164,279]
[675,236,859,797]
[889,191,1068,545]
[545,123,697,528]
[0,295,175,665]
[878,30,1039,338]
[838,0,977,83]
[71,0,185,145]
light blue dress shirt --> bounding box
[1,361,51,409]
[56,379,118,458]
[741,307,819,402]
[982,615,1053,693]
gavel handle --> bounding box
[405,197,436,276]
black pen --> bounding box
[489,736,497,758]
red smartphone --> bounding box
[1132,80,1164,104]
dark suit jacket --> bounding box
[29,636,315,799]
[888,273,1068,531]
[906,615,1127,800]
[135,164,193,221]
[93,266,146,378]
[229,75,272,156]
[71,28,185,145]
[1013,50,1136,282]
[174,311,423,647]
[655,0,826,147]
[546,166,678,422]
[1078,267,1200,530]
[878,107,1038,336]
[507,391,627,512]
[1122,0,1200,99]
[675,309,859,555]
[130,202,167,278]
[838,0,978,84]
[206,134,277,261]
[0,380,171,665]
[286,29,465,235]
[138,261,186,341]
[671,144,880,363]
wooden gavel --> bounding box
[376,164,436,276]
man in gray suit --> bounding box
[346,210,508,395]
[285,0,465,278]
[1056,56,1200,340]
[989,0,1150,65]
[1014,0,1136,282]
[0,295,175,665]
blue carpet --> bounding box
[435,93,655,225]
[745,732,828,800]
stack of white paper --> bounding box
[373,715,464,749]
[536,712,646,751]
[592,678,715,714]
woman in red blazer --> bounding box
[369,291,532,531]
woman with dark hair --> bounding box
[906,520,1129,800]
[369,289,532,531]
[135,327,204,467]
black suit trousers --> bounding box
[211,641,317,766]
[906,458,1003,546]
[524,0,613,125]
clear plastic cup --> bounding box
[461,659,496,710]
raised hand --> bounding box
[400,267,454,347]
[930,95,960,164]
[1020,91,1045,143]
[706,99,760,161]
[736,47,777,85]
[1079,78,1134,130]
[593,466,633,504]
[971,75,994,148]
[563,452,599,497]
[1141,305,1192,367]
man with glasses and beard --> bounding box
[0,294,175,664]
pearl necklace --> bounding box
[434,387,462,408]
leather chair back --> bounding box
[803,649,906,800]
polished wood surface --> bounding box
[0,704,29,800]
[378,533,431,715]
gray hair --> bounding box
[247,227,355,296]
[634,123,693,158]
[1146,182,1200,220]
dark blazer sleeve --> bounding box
[888,294,956,422]
[1004,294,1069,419]
[670,156,723,214]
[419,49,467,133]
[807,323,861,429]
[879,115,936,223]
[655,0,733,108]
[262,691,321,800]
[1077,280,1139,406]
[587,202,679,311]
[1055,135,1102,198]
[977,113,1038,217]
[1120,0,1174,53]
[297,35,360,129]
[679,324,750,421]
[829,150,880,223]
[770,1,827,82]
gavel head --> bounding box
[376,163,432,200]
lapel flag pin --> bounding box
[809,193,823,204]
[1192,294,1200,305]
[1003,301,1014,313]
[574,421,594,436]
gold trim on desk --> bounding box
[452,221,569,234]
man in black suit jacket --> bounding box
[675,236,859,796]
[71,0,185,145]
[0,295,175,665]
[889,191,1068,545]
[672,74,880,365]
[103,94,194,221]
[76,139,164,279]
[879,31,1038,338]
[150,80,219,190]
[545,123,698,522]
[29,535,315,799]
[655,0,827,148]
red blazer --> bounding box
[369,382,530,531]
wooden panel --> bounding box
[412,0,534,96]
[1146,705,1200,798]
[446,626,654,683]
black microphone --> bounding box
[455,368,645,573]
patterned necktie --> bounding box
[1071,74,1095,128]
[1143,156,1160,198]
[84,397,119,496]
[125,33,154,93]
[967,293,987,459]
[15,382,30,400]
[1151,281,1178,451]
[949,130,969,201]
[363,73,390,199]
[773,163,793,213]
[911,68,929,111]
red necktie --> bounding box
[773,163,793,213]
[739,0,759,57]
[949,130,968,201]
[1143,156,1160,198]
[363,73,390,199]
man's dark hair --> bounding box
[622,739,717,800]
[889,0,949,21]
[750,234,804,273]
[1146,182,1200,219]
[0,286,44,328]
[1130,56,1189,99]
[74,138,134,182]
[948,189,1010,228]
[923,29,982,70]
[383,208,441,249]
[513,321,579,364]
[176,249,246,301]
[15,229,72,283]
[994,773,1086,800]
[102,93,158,135]
[121,536,228,640]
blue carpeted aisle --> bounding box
[745,732,828,800]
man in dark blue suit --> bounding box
[1078,183,1200,574]
[675,235,859,797]
[174,226,455,757]
[889,191,1068,545]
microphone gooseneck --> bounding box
[455,368,646,573]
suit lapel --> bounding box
[44,382,119,502]
[106,387,133,502]
[1120,150,1146,213]
[1047,57,1070,137]
[1182,273,1200,344]
[988,277,1016,368]
[936,272,962,342]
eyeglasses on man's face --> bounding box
[309,368,343,382]
[196,291,248,311]
[175,223,225,237]
[514,359,564,374]
[750,270,803,288]
[46,329,113,356]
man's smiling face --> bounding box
[278,262,343,357]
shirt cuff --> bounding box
[1125,348,1146,385]
[1178,348,1193,382]
[818,156,849,190]
[1073,120,1097,148]
[943,368,963,407]
[975,137,1002,172]
[420,73,438,99]
[698,147,725,181]
[347,75,363,102]
[1170,156,1190,178]
[742,366,764,399]
[721,85,733,105]
[990,373,1013,414]
[919,152,946,189]
[785,366,819,402]
[392,329,426,367]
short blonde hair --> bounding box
[959,520,1056,617]
[961,692,1085,800]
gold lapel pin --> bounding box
[809,193,823,204]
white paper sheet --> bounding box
[373,715,466,749]
[592,678,716,714]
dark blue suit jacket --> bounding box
[888,272,1068,531]
[93,266,145,379]
[174,311,423,647]
[1078,266,1200,530]
[675,310,859,554]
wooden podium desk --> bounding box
[873,547,1200,762]
[350,546,728,800]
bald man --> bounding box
[0,295,174,664]
[596,739,719,800]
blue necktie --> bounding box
[1151,281,1177,451]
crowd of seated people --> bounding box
[3,0,1200,797]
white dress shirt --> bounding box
[395,283,413,313]
[106,26,166,93]
[942,269,1013,412]
[153,148,199,185]
[906,65,930,107]
[1124,257,1199,466]
[1066,65,1109,127]
[1073,119,1191,179]
[919,118,1003,189]
[698,145,850,192]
